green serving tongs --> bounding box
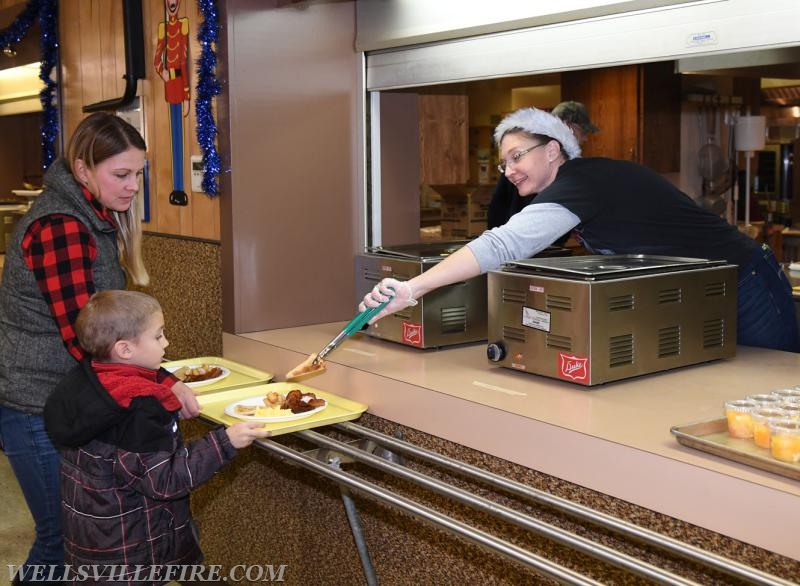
[311,293,393,366]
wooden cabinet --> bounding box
[561,62,681,172]
[419,94,469,184]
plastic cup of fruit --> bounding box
[768,418,800,463]
[751,407,786,449]
[745,394,783,409]
[779,402,800,421]
[724,399,758,439]
[771,388,800,403]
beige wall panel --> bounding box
[220,0,362,332]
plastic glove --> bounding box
[359,278,417,323]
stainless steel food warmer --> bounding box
[486,255,738,386]
[356,241,570,349]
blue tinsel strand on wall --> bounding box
[196,0,222,196]
[38,0,58,169]
[0,0,59,172]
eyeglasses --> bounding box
[497,143,545,174]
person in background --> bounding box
[551,100,599,145]
[0,112,200,585]
[44,291,270,584]
[486,100,598,229]
[364,107,799,353]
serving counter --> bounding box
[223,325,800,565]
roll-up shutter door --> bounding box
[364,0,800,91]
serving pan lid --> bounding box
[502,254,729,280]
[365,240,470,261]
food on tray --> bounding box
[286,354,326,380]
[724,399,757,439]
[174,363,224,383]
[281,389,326,413]
[234,404,258,416]
[227,389,327,421]
[768,419,800,463]
[751,407,786,449]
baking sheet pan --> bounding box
[671,418,800,481]
[162,356,273,394]
[196,382,368,437]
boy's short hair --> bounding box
[76,290,163,359]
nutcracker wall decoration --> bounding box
[155,0,190,206]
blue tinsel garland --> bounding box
[195,0,221,196]
[0,0,59,171]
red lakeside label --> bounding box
[558,352,589,383]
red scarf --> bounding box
[93,361,182,411]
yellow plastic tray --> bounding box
[162,356,273,394]
[196,382,368,437]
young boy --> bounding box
[44,290,270,585]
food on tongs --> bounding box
[285,354,326,381]
[173,363,223,383]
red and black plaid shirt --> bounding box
[21,188,115,362]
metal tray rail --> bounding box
[332,422,791,586]
[671,418,800,481]
[295,428,696,585]
[256,436,600,586]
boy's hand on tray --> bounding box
[227,421,272,448]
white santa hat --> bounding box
[494,107,581,160]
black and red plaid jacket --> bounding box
[21,189,113,361]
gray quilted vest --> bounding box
[0,159,126,414]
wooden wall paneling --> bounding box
[98,0,122,99]
[145,0,182,235]
[419,94,469,185]
[561,65,639,161]
[139,0,160,232]
[55,0,220,240]
[639,61,681,173]
[78,1,105,112]
[182,0,219,241]
[58,0,85,142]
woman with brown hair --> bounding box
[0,112,199,585]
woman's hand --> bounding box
[358,278,417,324]
[171,380,201,419]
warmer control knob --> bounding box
[487,342,506,362]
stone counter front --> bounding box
[220,328,800,564]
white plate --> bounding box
[167,364,231,388]
[224,395,327,422]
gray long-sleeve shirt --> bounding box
[467,202,580,272]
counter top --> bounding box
[223,325,800,560]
